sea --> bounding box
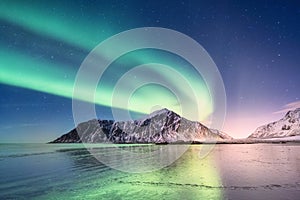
[0,143,299,200]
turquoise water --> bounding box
[0,144,299,199]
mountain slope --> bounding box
[249,108,300,138]
[50,108,232,143]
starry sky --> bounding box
[1,0,300,142]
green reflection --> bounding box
[36,145,222,200]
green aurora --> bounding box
[0,1,215,122]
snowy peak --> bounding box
[50,108,232,143]
[284,108,300,120]
[146,108,179,119]
[249,108,300,139]
[149,108,171,115]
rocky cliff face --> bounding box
[50,108,232,143]
[249,108,300,138]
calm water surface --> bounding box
[0,143,299,200]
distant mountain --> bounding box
[50,108,232,143]
[249,108,300,139]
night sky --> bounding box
[1,0,300,142]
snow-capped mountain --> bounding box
[249,108,300,138]
[50,108,232,143]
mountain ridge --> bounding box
[248,108,300,139]
[50,108,232,144]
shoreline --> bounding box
[47,138,300,145]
